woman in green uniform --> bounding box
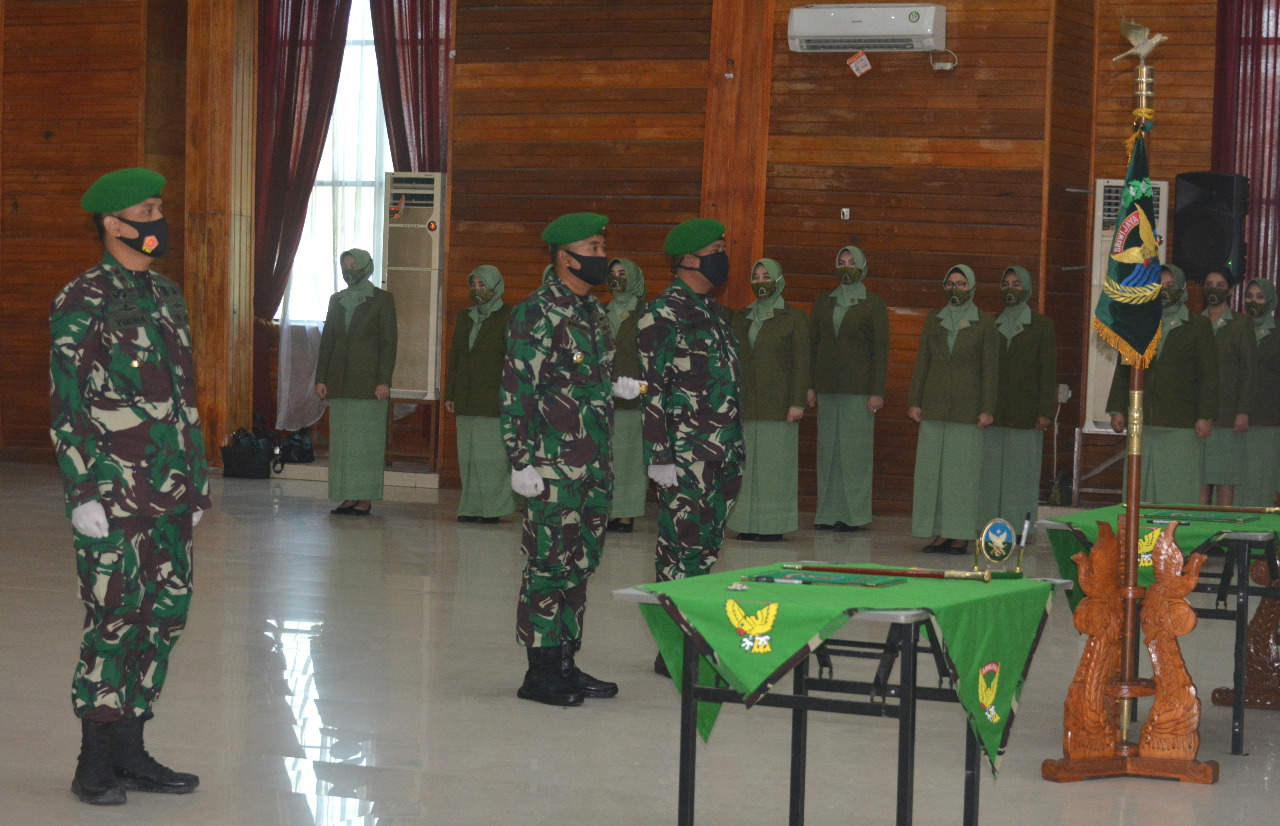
[809,245,889,531]
[445,265,515,523]
[315,248,397,515]
[1107,264,1217,504]
[1199,268,1252,506]
[1238,278,1280,507]
[605,258,647,532]
[908,265,998,554]
[978,266,1056,535]
[728,258,811,541]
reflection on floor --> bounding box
[1,462,1277,825]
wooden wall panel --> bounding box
[766,0,1054,515]
[0,1,147,458]
[441,1,714,483]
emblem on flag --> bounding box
[978,662,1002,723]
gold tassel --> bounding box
[1124,107,1156,163]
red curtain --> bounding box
[254,0,354,322]
[369,0,451,172]
[1211,0,1280,287]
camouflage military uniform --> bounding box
[50,255,211,721]
[501,276,615,648]
[637,278,744,581]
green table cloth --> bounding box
[638,563,1054,774]
[1044,504,1280,610]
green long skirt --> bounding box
[328,398,387,501]
[1201,427,1245,487]
[609,409,647,519]
[1237,426,1280,507]
[814,393,874,527]
[977,426,1042,534]
[1123,425,1202,504]
[726,420,798,535]
[456,415,516,518]
[912,421,984,540]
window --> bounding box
[278,1,394,323]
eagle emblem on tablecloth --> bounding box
[726,599,778,654]
[978,662,1002,723]
[1138,527,1160,568]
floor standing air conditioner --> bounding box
[381,172,445,400]
[1082,177,1168,433]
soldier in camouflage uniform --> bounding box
[638,219,745,619]
[50,168,208,805]
[501,212,642,706]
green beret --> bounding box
[81,168,166,213]
[664,218,726,256]
[541,212,608,245]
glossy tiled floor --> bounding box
[2,461,1278,825]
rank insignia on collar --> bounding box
[978,662,1001,723]
[960,320,970,328]
[572,351,584,364]
[726,598,777,654]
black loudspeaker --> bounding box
[1172,172,1249,284]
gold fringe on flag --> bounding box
[1093,316,1161,368]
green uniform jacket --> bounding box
[731,304,812,421]
[444,304,511,418]
[1107,313,1218,427]
[611,307,645,412]
[316,288,398,399]
[1248,328,1280,426]
[993,312,1057,429]
[1205,310,1253,424]
[908,309,1000,423]
[500,277,615,474]
[810,290,889,396]
[637,278,745,466]
[49,257,212,519]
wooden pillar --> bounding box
[185,0,256,455]
[702,0,775,309]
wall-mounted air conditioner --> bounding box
[788,4,946,53]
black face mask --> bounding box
[115,216,169,258]
[565,250,609,286]
[692,251,730,287]
[1202,287,1229,307]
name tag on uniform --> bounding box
[108,308,149,331]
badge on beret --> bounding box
[541,212,608,245]
[81,168,166,214]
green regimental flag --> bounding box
[1093,129,1164,367]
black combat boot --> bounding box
[110,716,200,794]
[517,646,585,706]
[72,719,126,805]
[562,640,618,699]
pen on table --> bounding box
[747,575,807,585]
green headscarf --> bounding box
[938,264,978,351]
[1156,264,1188,357]
[745,258,785,346]
[832,245,867,333]
[996,266,1032,345]
[605,258,646,335]
[466,265,505,347]
[338,248,376,325]
[1247,277,1277,340]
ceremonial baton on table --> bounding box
[781,564,991,583]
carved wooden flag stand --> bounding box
[1042,22,1218,785]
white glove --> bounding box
[511,466,546,497]
[612,377,642,400]
[71,501,110,539]
[192,509,204,527]
[647,464,678,488]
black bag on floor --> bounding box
[221,428,272,479]
[278,427,315,465]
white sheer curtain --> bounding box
[277,1,394,430]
